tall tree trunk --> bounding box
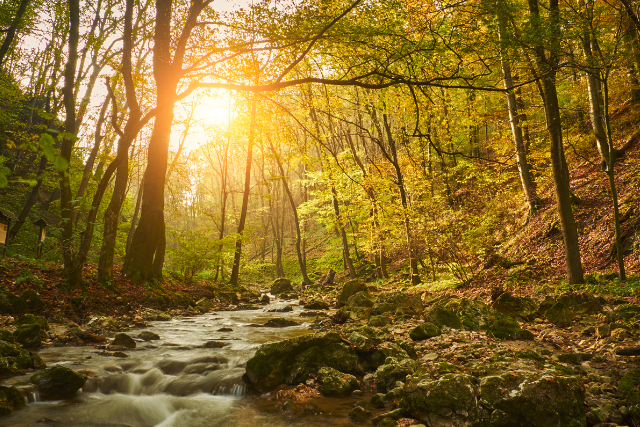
[126,177,143,254]
[496,7,541,213]
[528,0,584,284]
[0,0,31,65]
[332,189,356,279]
[60,0,81,288]
[269,139,312,285]
[9,155,47,240]
[229,98,257,285]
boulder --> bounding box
[375,357,418,393]
[545,302,573,328]
[195,298,214,311]
[438,297,495,331]
[264,318,298,327]
[375,292,423,315]
[142,309,171,321]
[111,333,136,349]
[348,405,372,423]
[13,324,46,348]
[270,278,294,295]
[21,290,45,311]
[609,304,640,322]
[486,316,534,341]
[303,299,329,310]
[492,292,539,320]
[259,294,270,304]
[555,292,604,315]
[0,290,26,314]
[348,331,373,353]
[30,366,86,400]
[409,322,441,341]
[338,280,368,305]
[317,366,359,396]
[218,292,240,304]
[369,315,393,327]
[619,369,640,423]
[424,307,462,329]
[245,331,356,392]
[13,314,49,331]
[0,329,13,343]
[137,331,160,341]
[346,291,375,308]
[0,385,25,415]
[0,340,41,375]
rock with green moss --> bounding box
[111,333,136,348]
[346,291,375,308]
[492,292,539,321]
[409,322,441,341]
[405,373,479,426]
[21,290,45,311]
[13,324,46,349]
[555,292,604,315]
[348,405,372,423]
[0,329,13,343]
[0,385,25,415]
[545,302,573,328]
[619,369,640,422]
[486,316,534,341]
[424,307,462,329]
[195,298,214,311]
[317,366,358,396]
[367,342,411,369]
[348,331,373,353]
[246,332,359,392]
[556,352,592,365]
[609,304,640,322]
[270,278,294,295]
[0,290,26,314]
[369,315,393,327]
[395,340,418,359]
[13,314,49,331]
[338,280,368,305]
[30,366,87,400]
[137,331,160,341]
[374,357,418,393]
[440,298,495,331]
[374,292,422,315]
[304,299,330,310]
[142,309,171,321]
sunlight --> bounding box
[169,89,234,153]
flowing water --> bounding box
[1,297,371,427]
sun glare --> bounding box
[169,89,234,153]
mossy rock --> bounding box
[555,292,604,315]
[13,324,46,348]
[619,369,640,408]
[374,357,418,393]
[21,290,45,311]
[317,366,358,397]
[137,331,160,341]
[0,385,25,415]
[303,299,329,310]
[545,302,573,328]
[142,309,172,321]
[338,280,367,305]
[195,298,214,311]
[348,405,372,423]
[270,278,294,295]
[609,304,640,322]
[424,307,462,329]
[367,342,411,369]
[346,291,374,308]
[0,329,13,343]
[369,315,393,327]
[409,322,441,341]
[440,298,495,331]
[246,331,347,392]
[0,290,26,314]
[348,331,373,353]
[492,292,539,320]
[13,314,49,331]
[111,333,136,348]
[395,340,418,359]
[0,357,23,378]
[30,366,87,400]
[556,352,592,365]
[486,316,534,341]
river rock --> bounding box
[13,324,47,348]
[369,315,393,327]
[374,357,418,393]
[348,405,372,423]
[346,291,375,308]
[545,302,573,328]
[21,289,45,311]
[304,299,329,310]
[30,366,87,400]
[424,307,462,329]
[268,305,293,313]
[137,331,160,341]
[409,322,441,341]
[492,292,539,320]
[338,280,368,305]
[437,297,495,331]
[0,329,13,343]
[0,289,26,314]
[0,340,43,376]
[13,314,49,330]
[259,294,270,304]
[348,331,373,352]
[142,309,171,321]
[317,366,358,396]
[608,304,640,322]
[375,292,423,315]
[264,318,298,327]
[245,331,356,392]
[111,333,136,348]
[486,316,534,340]
[0,385,25,415]
[195,298,214,311]
[555,292,604,315]
[270,278,294,295]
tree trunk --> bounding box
[528,0,584,284]
[126,177,143,254]
[229,97,257,285]
[9,155,47,240]
[496,8,541,213]
[0,0,31,65]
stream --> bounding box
[1,297,369,427]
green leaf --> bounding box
[13,177,38,187]
[54,156,69,172]
[0,173,6,188]
[40,133,55,161]
[94,165,103,182]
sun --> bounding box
[170,89,235,153]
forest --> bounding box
[0,0,640,426]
